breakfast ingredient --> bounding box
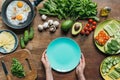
[24,30,29,44]
[20,26,34,49]
[100,6,111,17]
[48,20,53,26]
[53,21,60,28]
[49,25,56,33]
[104,25,114,37]
[61,20,74,32]
[16,14,23,21]
[43,22,49,29]
[20,36,25,49]
[108,70,120,79]
[115,63,120,73]
[38,24,44,31]
[80,19,97,35]
[6,1,31,25]
[103,22,120,37]
[0,31,15,52]
[104,39,120,54]
[38,20,59,33]
[72,22,82,36]
[11,58,25,78]
[39,0,98,21]
[101,56,120,77]
[17,1,23,8]
[29,27,34,40]
[88,19,93,23]
[95,30,110,46]
[41,15,47,21]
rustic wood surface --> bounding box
[0,49,37,80]
[0,0,120,80]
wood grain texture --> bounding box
[0,0,120,80]
[0,49,37,80]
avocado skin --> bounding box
[61,20,74,32]
[72,22,82,36]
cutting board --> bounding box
[0,49,37,80]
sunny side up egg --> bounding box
[6,1,31,26]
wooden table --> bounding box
[0,0,120,80]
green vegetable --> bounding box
[115,67,120,73]
[39,0,98,21]
[108,70,120,79]
[105,39,120,54]
[101,57,120,75]
[61,20,74,32]
[29,27,34,40]
[20,36,25,49]
[115,63,120,73]
[24,30,29,44]
[11,58,25,78]
[72,22,82,36]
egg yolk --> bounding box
[16,14,23,21]
[17,1,23,8]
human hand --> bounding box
[41,50,54,80]
[76,53,86,80]
[41,50,51,71]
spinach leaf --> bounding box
[39,0,98,21]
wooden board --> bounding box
[0,49,37,80]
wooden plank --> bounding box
[0,49,37,80]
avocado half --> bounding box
[72,22,82,36]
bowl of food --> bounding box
[0,30,18,54]
[100,56,120,80]
[1,0,42,29]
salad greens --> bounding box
[39,0,98,21]
[11,58,25,78]
[105,39,120,54]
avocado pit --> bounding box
[75,24,80,31]
[71,22,82,36]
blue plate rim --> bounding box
[47,37,81,72]
[0,30,18,54]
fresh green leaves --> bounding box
[11,58,25,78]
[105,39,120,54]
[39,0,98,21]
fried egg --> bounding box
[6,1,31,25]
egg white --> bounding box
[6,1,31,25]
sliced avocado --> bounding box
[71,22,82,36]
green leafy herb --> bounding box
[39,0,98,21]
[11,58,25,78]
[105,39,120,54]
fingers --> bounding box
[81,53,85,63]
[41,50,47,63]
[81,53,85,68]
[44,54,49,62]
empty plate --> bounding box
[47,37,81,72]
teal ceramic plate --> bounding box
[0,30,18,54]
[47,37,81,72]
